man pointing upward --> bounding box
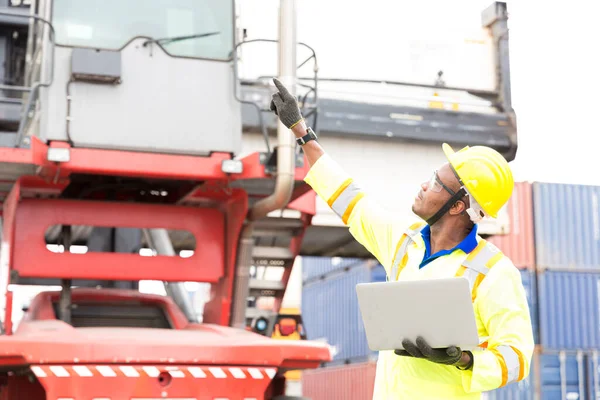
[270,78,534,400]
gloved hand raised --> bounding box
[394,336,465,366]
[270,78,304,129]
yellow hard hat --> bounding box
[442,143,514,218]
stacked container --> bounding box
[301,256,365,283]
[533,183,600,351]
[301,181,600,399]
[301,351,592,400]
[486,349,588,400]
[489,182,600,399]
[301,361,377,400]
[487,182,538,343]
[487,182,536,269]
[302,258,384,364]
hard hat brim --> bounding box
[442,143,460,180]
[442,143,455,160]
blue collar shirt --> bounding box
[419,224,479,269]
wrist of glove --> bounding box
[394,336,469,367]
[270,78,304,129]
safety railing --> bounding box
[231,39,319,156]
[0,8,56,148]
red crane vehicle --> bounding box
[0,0,330,398]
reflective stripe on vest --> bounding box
[328,178,364,225]
[454,239,503,302]
[489,345,526,386]
[455,240,525,385]
[389,222,426,281]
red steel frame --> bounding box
[0,138,316,333]
[35,138,312,183]
[12,198,227,282]
[1,182,250,333]
[1,137,315,211]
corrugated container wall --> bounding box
[487,182,535,268]
[533,182,600,270]
[301,361,377,400]
[538,271,600,350]
[519,269,539,344]
[486,349,588,400]
[302,260,385,363]
[302,256,364,284]
[586,351,600,400]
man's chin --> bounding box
[411,205,427,220]
[411,204,420,216]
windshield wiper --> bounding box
[142,32,220,47]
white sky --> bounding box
[239,0,600,186]
[504,0,600,185]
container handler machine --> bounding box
[0,0,330,398]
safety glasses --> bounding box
[428,170,456,196]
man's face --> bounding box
[412,163,462,220]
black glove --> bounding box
[270,78,304,129]
[394,336,464,366]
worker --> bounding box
[270,78,534,399]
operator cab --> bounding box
[0,0,241,154]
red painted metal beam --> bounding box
[48,141,233,181]
[1,180,20,334]
[0,136,47,165]
[202,190,248,326]
[8,195,225,283]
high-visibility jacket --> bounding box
[304,154,535,400]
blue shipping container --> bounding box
[519,269,539,345]
[302,261,386,363]
[586,351,600,400]
[302,256,366,283]
[538,271,600,349]
[487,351,587,400]
[533,182,600,270]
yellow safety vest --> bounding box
[304,154,534,400]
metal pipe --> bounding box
[593,351,599,400]
[576,351,584,400]
[229,0,298,327]
[247,0,296,221]
[0,85,31,92]
[229,226,254,329]
[58,226,72,324]
[143,229,198,323]
[24,1,36,87]
[559,351,567,400]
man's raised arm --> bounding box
[270,78,404,273]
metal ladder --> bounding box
[245,210,308,335]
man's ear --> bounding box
[449,200,467,216]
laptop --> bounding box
[355,277,480,351]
